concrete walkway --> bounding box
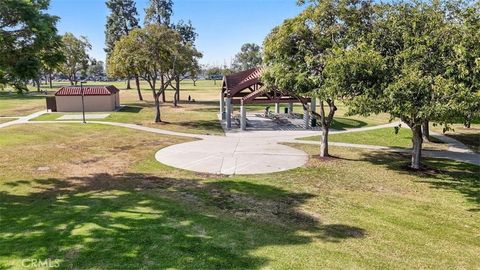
[1,110,478,173]
[289,140,480,166]
[0,110,47,129]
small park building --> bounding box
[51,85,120,112]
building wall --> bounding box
[55,95,117,112]
[115,92,120,107]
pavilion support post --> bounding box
[303,108,310,129]
[226,97,232,129]
[275,103,280,114]
[220,91,225,120]
[288,103,293,114]
[240,101,247,131]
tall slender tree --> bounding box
[105,0,140,92]
[109,25,181,122]
[144,0,173,26]
[169,20,201,106]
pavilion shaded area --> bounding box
[220,68,315,130]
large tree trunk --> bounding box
[317,99,336,157]
[135,75,143,101]
[161,76,166,102]
[173,77,180,107]
[193,79,196,86]
[126,78,131,89]
[35,78,41,92]
[465,113,472,128]
[422,121,430,142]
[320,124,329,157]
[154,93,161,123]
[411,124,423,169]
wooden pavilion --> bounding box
[220,67,314,130]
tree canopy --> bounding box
[322,0,480,169]
[109,24,181,122]
[145,0,173,26]
[263,0,374,157]
[0,0,61,92]
[232,43,262,71]
[105,0,140,56]
[59,33,91,85]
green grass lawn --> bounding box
[0,92,46,116]
[0,123,479,269]
[299,127,448,150]
[0,118,16,124]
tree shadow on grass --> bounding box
[118,106,143,113]
[0,173,365,269]
[170,120,224,134]
[357,151,480,212]
[331,117,368,131]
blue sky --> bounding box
[48,0,304,66]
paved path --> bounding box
[289,140,480,166]
[0,110,47,129]
[1,110,478,173]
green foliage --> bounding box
[108,24,182,121]
[446,2,480,127]
[174,20,198,45]
[58,33,91,85]
[0,0,61,92]
[232,43,262,71]
[87,59,105,77]
[262,0,374,156]
[145,0,173,26]
[105,0,140,55]
[263,0,374,98]
[322,0,479,168]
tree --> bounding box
[87,59,105,78]
[263,0,373,157]
[0,0,61,92]
[105,0,139,55]
[105,0,140,91]
[205,66,223,85]
[446,2,480,129]
[323,1,477,169]
[145,0,173,26]
[168,20,202,106]
[41,41,65,89]
[109,24,181,122]
[59,33,91,85]
[174,20,197,44]
[169,44,202,106]
[232,43,262,71]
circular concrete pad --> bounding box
[155,137,308,175]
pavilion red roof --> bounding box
[55,85,119,96]
[223,67,263,95]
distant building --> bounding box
[49,85,120,112]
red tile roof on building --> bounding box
[55,85,120,96]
